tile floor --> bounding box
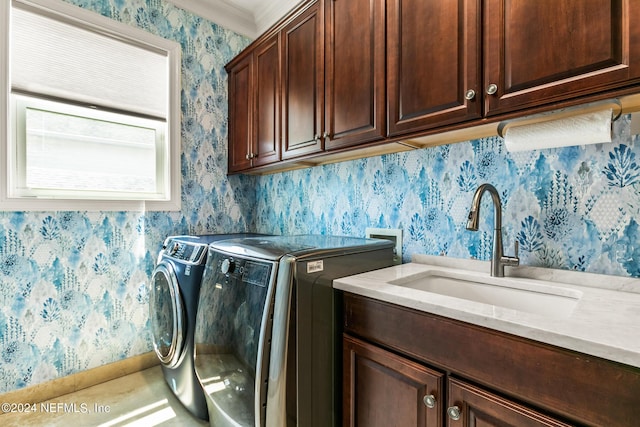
[0,366,208,427]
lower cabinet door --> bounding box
[343,334,443,427]
[446,378,572,427]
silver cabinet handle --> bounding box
[245,153,255,160]
[314,134,320,142]
[423,394,436,409]
[447,405,461,421]
[464,89,476,100]
[486,83,498,95]
[323,131,329,140]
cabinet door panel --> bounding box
[387,0,481,137]
[254,36,280,167]
[447,378,572,427]
[343,335,443,427]
[325,0,385,149]
[484,0,640,115]
[282,2,324,159]
[227,55,252,173]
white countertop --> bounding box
[334,254,640,369]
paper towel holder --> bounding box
[497,99,622,138]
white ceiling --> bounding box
[168,0,301,39]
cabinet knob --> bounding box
[486,83,498,95]
[314,134,320,142]
[464,89,476,100]
[323,131,329,140]
[447,405,461,421]
[423,394,436,409]
[245,153,255,160]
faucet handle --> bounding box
[504,240,520,269]
[500,240,520,272]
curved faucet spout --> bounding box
[466,183,518,277]
[466,183,502,231]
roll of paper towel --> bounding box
[503,108,612,152]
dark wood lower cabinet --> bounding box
[447,378,571,427]
[343,335,443,427]
[342,293,640,427]
[343,334,571,427]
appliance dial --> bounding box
[170,242,180,256]
[221,258,235,274]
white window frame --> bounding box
[0,0,182,211]
[11,94,168,200]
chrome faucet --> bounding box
[466,183,519,277]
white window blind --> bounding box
[11,4,169,119]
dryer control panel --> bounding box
[216,255,272,288]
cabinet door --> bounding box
[282,1,324,159]
[324,0,385,150]
[227,54,253,173]
[484,0,640,116]
[446,378,572,427]
[343,335,443,427]
[387,0,481,137]
[253,35,281,167]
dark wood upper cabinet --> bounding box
[324,0,386,150]
[281,1,324,160]
[226,0,640,174]
[227,54,253,173]
[387,0,482,137]
[226,35,280,173]
[483,0,640,116]
[253,35,281,167]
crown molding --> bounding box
[168,0,257,37]
[168,0,300,39]
[254,0,300,35]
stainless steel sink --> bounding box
[388,270,582,318]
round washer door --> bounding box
[150,262,185,367]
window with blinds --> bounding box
[1,0,181,211]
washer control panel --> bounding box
[162,238,207,264]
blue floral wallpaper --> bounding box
[254,116,640,278]
[0,0,254,393]
[1,0,639,396]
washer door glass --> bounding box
[150,262,184,367]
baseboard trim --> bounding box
[0,352,159,404]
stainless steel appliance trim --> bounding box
[253,255,279,427]
[265,255,296,427]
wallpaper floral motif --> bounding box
[254,116,640,278]
[0,0,253,392]
[1,0,639,397]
